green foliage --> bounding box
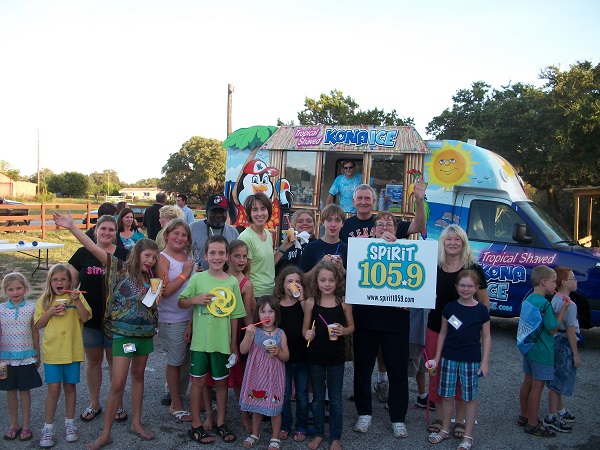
[223,126,278,151]
[47,172,89,197]
[296,89,414,126]
[160,136,226,201]
[34,191,55,202]
[130,178,160,188]
[0,160,21,181]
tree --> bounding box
[47,172,89,197]
[160,136,225,201]
[0,160,21,181]
[287,89,414,126]
[131,177,161,188]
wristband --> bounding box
[278,248,286,255]
[178,274,187,282]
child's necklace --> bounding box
[262,327,276,335]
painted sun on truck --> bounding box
[223,126,600,327]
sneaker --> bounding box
[559,410,576,423]
[374,380,389,403]
[543,416,573,433]
[415,395,436,411]
[353,415,372,433]
[39,427,55,448]
[64,421,79,442]
[392,422,408,438]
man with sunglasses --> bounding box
[326,161,363,213]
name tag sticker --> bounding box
[123,343,136,353]
[448,315,462,330]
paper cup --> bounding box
[425,359,437,376]
[327,324,338,341]
[150,278,160,293]
[263,339,277,357]
[286,228,296,241]
[288,282,301,298]
[54,299,67,316]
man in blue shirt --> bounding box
[326,160,362,213]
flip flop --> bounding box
[19,428,32,441]
[3,427,22,440]
[115,408,128,422]
[128,428,155,441]
[171,410,193,422]
[80,407,103,422]
[453,422,465,439]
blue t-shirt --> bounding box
[329,173,363,213]
[441,300,490,363]
[299,239,347,273]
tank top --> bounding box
[308,302,346,365]
[280,301,308,363]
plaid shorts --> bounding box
[438,358,480,401]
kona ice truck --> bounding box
[223,125,600,327]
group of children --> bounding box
[0,201,582,450]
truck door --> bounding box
[458,193,538,316]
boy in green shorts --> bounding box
[518,265,570,437]
[179,235,246,444]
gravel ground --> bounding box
[1,317,599,450]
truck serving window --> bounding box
[285,151,318,206]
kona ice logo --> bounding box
[324,128,398,147]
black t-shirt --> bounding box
[298,239,347,273]
[274,238,316,277]
[143,203,162,240]
[280,302,308,363]
[69,246,129,330]
[427,264,488,334]
[442,301,490,362]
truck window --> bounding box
[285,151,318,206]
[371,154,405,192]
[468,200,532,245]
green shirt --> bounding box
[179,271,246,355]
[524,293,558,366]
[239,227,275,297]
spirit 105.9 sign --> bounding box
[345,238,437,309]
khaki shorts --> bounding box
[407,343,427,377]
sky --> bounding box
[0,0,598,184]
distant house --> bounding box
[119,187,165,202]
[0,173,37,198]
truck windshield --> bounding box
[516,201,578,247]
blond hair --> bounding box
[2,272,30,302]
[530,265,555,287]
[41,264,72,310]
[437,225,477,269]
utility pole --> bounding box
[227,84,234,136]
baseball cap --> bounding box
[206,194,228,211]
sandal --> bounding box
[268,437,281,449]
[115,408,128,422]
[428,429,450,444]
[524,421,556,437]
[242,433,260,448]
[516,415,527,427]
[427,419,443,433]
[80,407,102,422]
[216,423,236,443]
[19,428,33,441]
[86,438,113,450]
[189,425,214,444]
[3,427,22,440]
[457,436,473,450]
[171,410,193,422]
[453,423,465,439]
[293,430,307,442]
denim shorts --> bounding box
[522,355,554,381]
[547,334,577,396]
[44,362,81,385]
[83,326,112,349]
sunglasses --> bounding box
[343,166,354,170]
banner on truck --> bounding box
[345,238,437,309]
